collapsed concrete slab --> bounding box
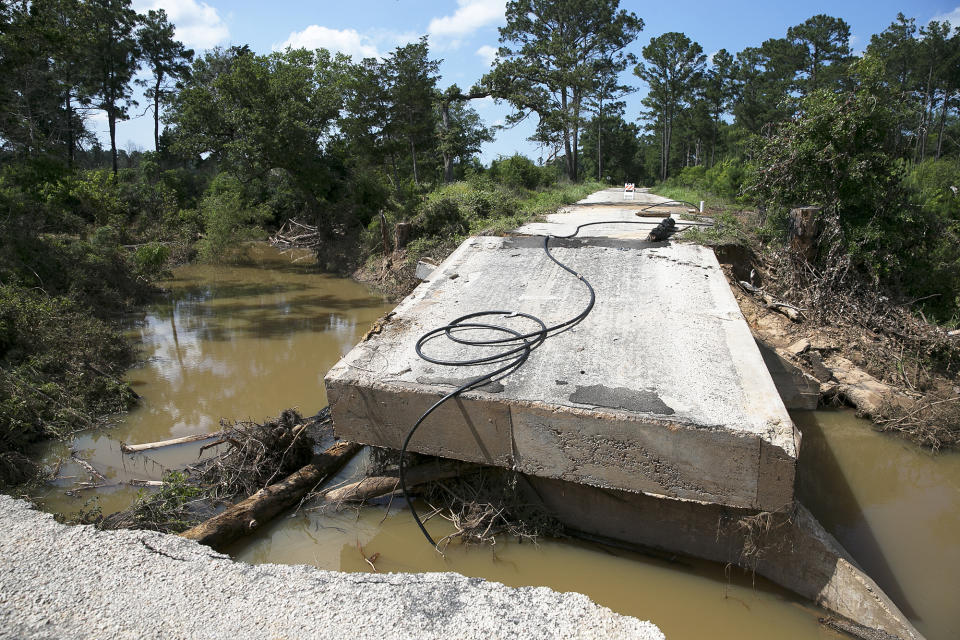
[522,476,923,640]
[326,235,800,511]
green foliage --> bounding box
[484,0,644,181]
[635,32,706,181]
[748,57,906,243]
[0,285,136,467]
[667,159,749,203]
[43,170,126,225]
[196,174,270,261]
[488,154,555,190]
[133,243,171,279]
[748,56,960,320]
[122,470,204,533]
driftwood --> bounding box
[270,219,321,250]
[70,454,105,482]
[739,281,802,322]
[316,460,478,506]
[128,479,164,487]
[121,431,227,453]
[180,441,361,551]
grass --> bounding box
[651,184,737,213]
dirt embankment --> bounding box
[716,247,960,451]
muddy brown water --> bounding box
[32,245,960,640]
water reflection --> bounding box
[795,410,960,640]
[35,245,393,515]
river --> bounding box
[33,246,960,640]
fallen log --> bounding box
[317,460,478,506]
[180,441,361,551]
[738,281,802,322]
[121,430,227,453]
[70,454,105,482]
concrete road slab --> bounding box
[326,232,799,510]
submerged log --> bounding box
[180,441,361,551]
[318,460,478,505]
[121,431,227,453]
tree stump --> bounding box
[787,206,821,262]
[395,222,411,249]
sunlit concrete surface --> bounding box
[327,189,799,510]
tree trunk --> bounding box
[597,106,602,181]
[441,100,453,183]
[180,441,362,552]
[65,94,74,168]
[560,88,574,180]
[317,460,478,505]
[153,77,162,152]
[108,109,118,175]
[379,210,392,255]
[409,138,419,186]
[935,92,948,160]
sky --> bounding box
[106,0,960,165]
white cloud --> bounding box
[133,0,229,50]
[475,44,497,65]
[428,0,505,41]
[931,6,960,27]
[275,25,380,59]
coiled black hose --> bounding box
[399,200,707,548]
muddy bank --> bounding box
[712,244,959,451]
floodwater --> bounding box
[795,411,960,640]
[32,245,960,640]
[35,245,393,515]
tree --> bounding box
[730,37,801,134]
[0,0,93,161]
[338,56,394,175]
[635,32,705,180]
[915,21,960,160]
[136,8,193,153]
[483,0,643,181]
[748,56,907,268]
[437,86,492,182]
[83,0,141,174]
[167,47,347,224]
[578,112,647,184]
[866,13,919,156]
[786,14,852,95]
[383,37,440,187]
[701,49,735,165]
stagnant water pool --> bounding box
[32,245,960,640]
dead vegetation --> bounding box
[313,446,562,550]
[74,409,331,533]
[190,408,321,501]
[874,393,960,451]
[421,467,561,550]
[702,209,959,450]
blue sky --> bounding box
[111,0,960,164]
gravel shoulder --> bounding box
[0,495,663,640]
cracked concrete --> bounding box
[0,495,664,640]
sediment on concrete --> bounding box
[326,235,799,511]
[521,477,923,640]
[0,495,663,640]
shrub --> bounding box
[197,174,270,261]
[489,154,544,190]
[0,285,136,475]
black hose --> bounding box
[399,209,712,549]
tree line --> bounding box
[632,12,960,182]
